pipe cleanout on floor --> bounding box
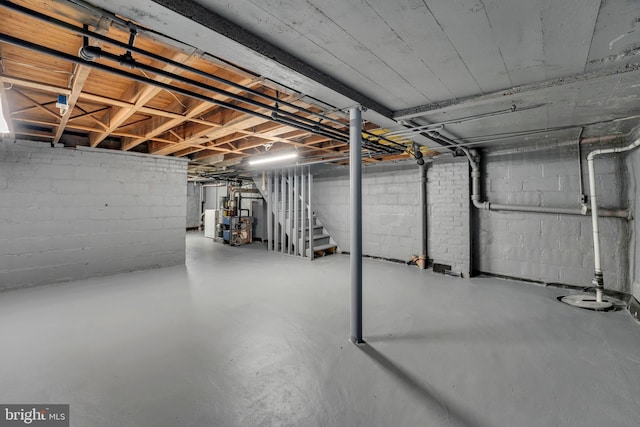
[0,231,639,427]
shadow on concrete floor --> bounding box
[364,320,538,346]
[358,343,490,427]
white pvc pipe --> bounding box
[586,135,640,302]
[460,136,639,302]
[461,147,631,217]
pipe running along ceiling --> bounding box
[0,0,417,178]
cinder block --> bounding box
[541,218,580,237]
[542,162,578,178]
[540,191,575,206]
[522,177,560,192]
[558,175,581,192]
[509,163,542,180]
[506,191,542,205]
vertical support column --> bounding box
[350,106,364,344]
[293,169,299,256]
[301,172,306,257]
[274,171,280,253]
[267,171,273,251]
[307,166,314,260]
[288,168,293,255]
[419,164,427,269]
[280,169,286,253]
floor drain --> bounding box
[559,294,615,311]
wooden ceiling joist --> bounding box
[54,18,110,144]
[0,0,405,174]
[89,49,200,147]
[0,75,16,138]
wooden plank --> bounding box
[11,88,60,121]
[0,76,16,138]
[0,76,215,122]
[121,76,259,151]
[54,19,110,143]
[89,49,200,147]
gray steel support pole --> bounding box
[288,168,293,255]
[308,166,314,260]
[350,106,364,344]
[420,164,427,269]
[281,171,286,253]
[293,170,299,256]
[266,172,273,251]
[274,172,280,252]
[301,172,306,257]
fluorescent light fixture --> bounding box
[248,152,298,166]
[0,100,9,135]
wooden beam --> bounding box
[54,19,110,143]
[156,92,303,156]
[69,106,110,128]
[121,76,259,151]
[13,117,194,146]
[89,49,199,147]
[11,88,61,121]
[11,101,56,116]
[0,76,218,123]
[0,76,72,96]
[121,97,212,151]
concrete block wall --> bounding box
[426,158,471,276]
[313,162,421,261]
[186,182,201,228]
[627,148,640,299]
[476,147,629,292]
[0,141,188,290]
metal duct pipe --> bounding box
[586,129,640,302]
[350,106,364,345]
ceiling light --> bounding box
[248,152,298,166]
[0,100,10,135]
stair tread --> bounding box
[312,243,337,251]
[307,233,330,240]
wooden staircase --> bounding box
[257,167,337,259]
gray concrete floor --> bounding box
[1,231,640,426]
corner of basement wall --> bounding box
[626,147,640,300]
[426,156,472,277]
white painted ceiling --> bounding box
[88,0,640,151]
